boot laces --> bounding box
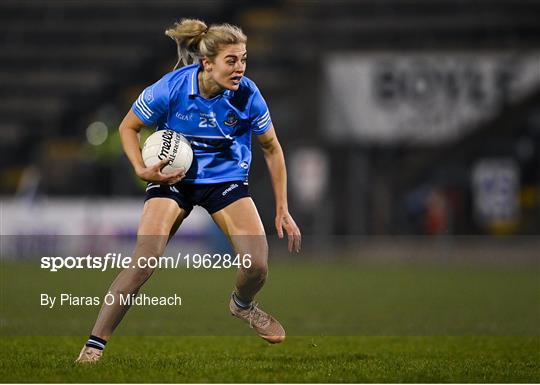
[247,302,271,329]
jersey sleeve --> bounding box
[131,77,169,126]
[249,89,272,135]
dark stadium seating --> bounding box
[0,0,227,129]
[5,0,538,139]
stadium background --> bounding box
[0,0,539,382]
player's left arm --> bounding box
[256,125,301,253]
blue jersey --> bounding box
[132,64,272,184]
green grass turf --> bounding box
[1,260,539,382]
[0,336,539,382]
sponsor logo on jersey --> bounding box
[199,112,217,128]
[175,112,192,121]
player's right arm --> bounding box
[118,109,184,185]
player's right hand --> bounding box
[136,159,185,185]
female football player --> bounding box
[76,18,301,363]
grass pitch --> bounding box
[1,336,538,382]
[1,259,539,382]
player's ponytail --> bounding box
[165,18,207,70]
[165,18,247,70]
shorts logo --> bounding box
[224,111,239,127]
[240,162,249,169]
[222,183,239,196]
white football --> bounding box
[142,130,193,173]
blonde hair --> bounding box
[165,18,247,70]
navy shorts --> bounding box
[144,180,250,215]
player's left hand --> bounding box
[275,211,301,253]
